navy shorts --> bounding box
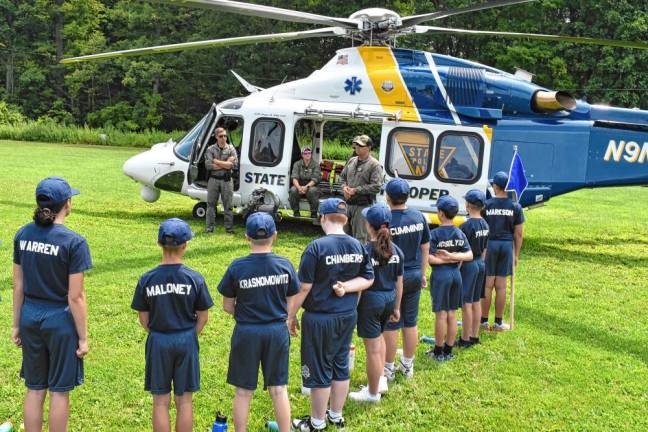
[460,256,485,304]
[301,311,356,388]
[430,266,462,312]
[19,299,83,392]
[486,240,513,277]
[385,271,422,331]
[145,329,199,396]
[357,292,395,339]
[227,322,289,390]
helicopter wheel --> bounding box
[192,202,208,219]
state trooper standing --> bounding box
[340,135,383,243]
[205,127,238,234]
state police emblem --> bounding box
[381,80,394,93]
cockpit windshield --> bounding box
[174,115,207,160]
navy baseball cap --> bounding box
[492,171,509,188]
[35,176,80,206]
[158,218,193,246]
[362,204,392,230]
[385,178,409,198]
[246,212,276,239]
[436,195,459,212]
[464,189,486,206]
[319,198,347,215]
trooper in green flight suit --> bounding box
[289,147,322,218]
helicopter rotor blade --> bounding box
[60,27,346,64]
[149,0,359,29]
[414,25,648,50]
[401,0,536,28]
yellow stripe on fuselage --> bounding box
[357,47,420,122]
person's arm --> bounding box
[204,148,214,171]
[513,224,524,268]
[223,297,235,315]
[310,163,322,186]
[137,311,149,331]
[68,272,89,358]
[436,249,473,263]
[420,242,430,288]
[195,310,209,334]
[333,276,374,296]
[288,282,312,336]
[390,274,403,322]
[215,157,235,170]
[12,264,23,347]
[292,178,302,189]
[355,162,383,195]
[428,254,447,265]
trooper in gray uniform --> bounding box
[289,147,322,218]
[205,127,238,233]
[340,135,383,243]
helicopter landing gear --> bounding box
[192,202,208,219]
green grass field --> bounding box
[1,140,647,431]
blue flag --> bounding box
[506,149,528,201]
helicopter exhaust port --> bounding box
[532,90,577,112]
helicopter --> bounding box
[62,0,648,225]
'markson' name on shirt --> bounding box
[485,209,514,216]
[19,240,60,256]
[325,254,364,265]
[390,223,424,236]
[240,274,290,289]
[146,283,193,297]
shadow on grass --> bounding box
[523,237,648,267]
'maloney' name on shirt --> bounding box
[146,283,192,297]
[485,209,514,216]
[371,254,401,266]
[325,254,364,265]
[240,274,290,289]
[19,240,60,256]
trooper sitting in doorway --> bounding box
[289,147,321,218]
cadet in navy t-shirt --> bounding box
[459,189,490,347]
[289,198,374,432]
[12,177,92,431]
[218,212,299,432]
[382,178,430,381]
[348,204,404,403]
[427,196,473,362]
[131,218,213,432]
[481,171,525,331]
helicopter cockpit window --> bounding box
[250,118,284,167]
[435,132,483,184]
[386,128,433,179]
[174,115,207,161]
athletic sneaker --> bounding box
[325,410,345,428]
[480,321,491,331]
[301,385,311,396]
[383,365,396,382]
[349,386,381,403]
[425,349,449,362]
[492,322,511,332]
[378,375,388,393]
[457,338,473,348]
[396,359,414,379]
[292,417,326,431]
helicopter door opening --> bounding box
[187,104,217,186]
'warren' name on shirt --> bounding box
[19,240,60,256]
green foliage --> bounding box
[0,101,25,125]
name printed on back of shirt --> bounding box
[146,283,193,297]
[371,254,401,266]
[475,229,489,238]
[485,209,514,217]
[390,223,425,236]
[325,254,364,265]
[19,240,60,256]
[239,274,290,289]
[438,239,466,248]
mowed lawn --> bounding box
[1,140,647,431]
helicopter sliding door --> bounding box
[187,103,218,186]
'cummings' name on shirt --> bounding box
[390,223,425,237]
[437,239,466,248]
[325,254,364,265]
[239,274,290,289]
[146,283,193,297]
[19,240,60,256]
[485,209,514,217]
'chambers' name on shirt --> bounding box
[325,254,364,265]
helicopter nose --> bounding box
[123,151,156,184]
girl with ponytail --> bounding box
[348,204,404,403]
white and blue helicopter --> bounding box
[62,0,648,225]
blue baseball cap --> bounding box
[463,189,486,206]
[362,204,392,230]
[246,212,276,239]
[385,178,410,199]
[436,195,459,213]
[158,218,193,246]
[35,176,80,206]
[492,171,509,188]
[319,198,347,215]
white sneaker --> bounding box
[396,359,414,379]
[492,322,511,332]
[378,375,389,394]
[301,385,311,396]
[349,386,381,403]
[384,366,396,382]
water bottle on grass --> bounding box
[348,344,356,370]
[266,420,280,431]
[0,422,14,432]
[211,412,228,432]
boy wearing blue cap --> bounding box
[218,212,300,432]
[289,198,374,431]
[482,171,525,331]
[382,178,430,380]
[459,190,490,347]
[427,196,473,361]
[349,204,403,403]
[131,218,213,432]
[13,177,92,431]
